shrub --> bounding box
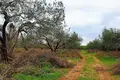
[87,49,98,53]
[95,52,107,58]
[112,63,120,75]
[57,50,83,59]
[32,52,73,68]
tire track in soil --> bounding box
[58,58,85,80]
[93,56,111,80]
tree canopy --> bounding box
[0,0,83,61]
[87,28,120,51]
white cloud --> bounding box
[59,0,120,45]
[48,0,120,28]
[82,36,94,45]
[107,16,120,28]
[65,10,102,27]
[60,0,120,28]
[61,0,120,10]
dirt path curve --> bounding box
[58,58,85,80]
[93,56,111,80]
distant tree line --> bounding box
[87,28,120,51]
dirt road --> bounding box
[58,58,85,80]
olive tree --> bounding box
[31,1,69,52]
[0,0,48,61]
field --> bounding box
[0,48,120,80]
[1,0,120,80]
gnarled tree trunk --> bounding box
[0,12,10,62]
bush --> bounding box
[95,52,107,58]
[32,52,73,68]
[87,49,98,53]
[112,63,120,75]
[109,51,120,58]
[57,50,83,59]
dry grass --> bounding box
[33,52,73,68]
[14,48,25,53]
[96,51,120,59]
[57,50,83,59]
[0,48,50,80]
[87,49,98,53]
[112,63,120,75]
[109,51,120,58]
[0,48,83,80]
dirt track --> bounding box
[93,56,111,80]
[58,58,85,80]
[59,56,111,80]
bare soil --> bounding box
[93,56,111,80]
[58,58,85,80]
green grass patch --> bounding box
[13,72,61,80]
[85,56,95,64]
[78,76,96,80]
[80,50,87,54]
[13,68,68,80]
[12,58,69,80]
[97,56,119,67]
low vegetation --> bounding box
[2,49,80,80]
[0,0,120,80]
[77,51,99,80]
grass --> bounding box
[13,65,69,80]
[78,76,96,80]
[78,50,120,80]
[12,49,75,80]
[99,56,120,80]
[12,49,120,80]
[98,56,118,67]
[12,59,69,80]
[77,50,99,80]
[95,51,120,80]
[13,71,64,80]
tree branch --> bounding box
[45,37,54,51]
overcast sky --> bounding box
[1,0,120,45]
[54,0,120,45]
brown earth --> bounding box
[58,58,85,80]
[93,56,111,80]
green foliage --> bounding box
[80,46,87,50]
[87,39,102,50]
[87,28,120,51]
[101,28,120,51]
[66,32,83,49]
